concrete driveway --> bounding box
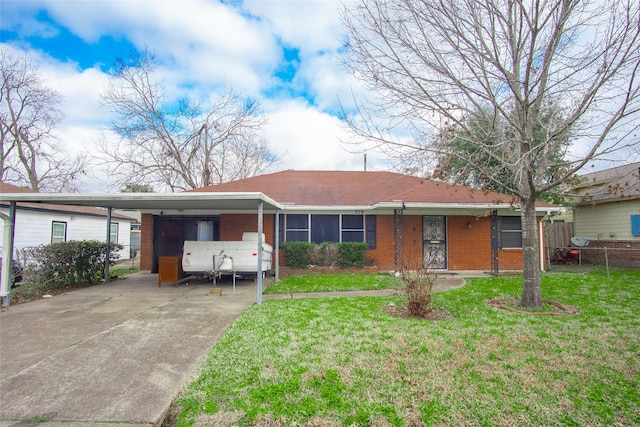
[0,273,259,427]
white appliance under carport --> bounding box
[182,232,273,291]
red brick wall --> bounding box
[141,212,532,272]
[368,215,395,270]
[580,240,640,268]
[140,213,153,271]
[447,216,492,270]
[401,215,425,269]
[497,249,524,270]
[219,214,275,244]
[370,214,525,271]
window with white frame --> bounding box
[279,214,376,248]
[52,221,67,243]
[110,222,119,243]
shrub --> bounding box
[281,242,315,269]
[21,240,122,289]
[309,242,340,267]
[337,242,369,268]
[399,270,435,318]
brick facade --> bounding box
[447,216,492,270]
[580,239,640,268]
[219,214,275,243]
[141,212,528,273]
[140,213,153,271]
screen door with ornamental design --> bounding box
[423,216,447,269]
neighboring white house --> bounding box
[0,182,136,261]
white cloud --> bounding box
[263,99,375,172]
[242,0,345,53]
[38,0,281,96]
[1,0,391,192]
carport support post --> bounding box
[0,202,17,307]
[257,201,263,304]
[275,211,280,281]
[104,207,112,283]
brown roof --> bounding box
[0,182,136,220]
[190,170,553,208]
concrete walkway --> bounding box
[0,272,471,427]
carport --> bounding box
[0,191,283,307]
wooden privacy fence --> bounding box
[544,222,574,251]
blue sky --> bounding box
[1,0,379,191]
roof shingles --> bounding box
[190,170,541,207]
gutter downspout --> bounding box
[104,207,112,283]
[539,219,545,272]
[1,202,17,307]
[257,201,263,304]
[275,210,280,281]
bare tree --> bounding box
[342,0,640,308]
[100,49,276,192]
[0,49,86,192]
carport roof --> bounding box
[0,191,283,212]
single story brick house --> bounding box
[139,170,559,274]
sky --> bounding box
[2,1,638,193]
[0,0,382,191]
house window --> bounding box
[285,214,309,242]
[279,214,376,248]
[110,222,119,243]
[52,221,67,243]
[499,216,522,248]
[311,215,339,243]
[342,215,364,242]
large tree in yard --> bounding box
[431,103,576,204]
[342,0,640,308]
[101,49,276,192]
[0,49,86,192]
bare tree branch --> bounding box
[342,0,640,307]
[99,48,276,192]
[0,49,86,192]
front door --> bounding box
[423,216,447,269]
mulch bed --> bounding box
[9,281,101,306]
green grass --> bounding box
[263,273,402,294]
[110,265,140,277]
[174,269,640,426]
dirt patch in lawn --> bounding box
[384,302,455,320]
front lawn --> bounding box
[174,269,640,426]
[264,273,402,294]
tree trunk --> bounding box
[521,197,542,308]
